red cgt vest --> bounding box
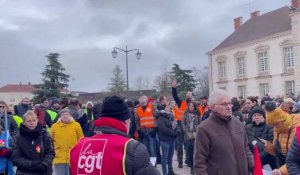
[70,134,133,175]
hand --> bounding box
[272,169,282,175]
[259,138,268,147]
[172,79,177,88]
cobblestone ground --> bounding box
[52,154,192,175]
[156,155,192,175]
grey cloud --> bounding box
[0,0,289,92]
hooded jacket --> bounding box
[50,117,83,164]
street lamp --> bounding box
[111,45,142,91]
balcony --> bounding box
[285,67,294,73]
[258,71,269,76]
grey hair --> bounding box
[208,89,229,105]
[58,108,71,117]
[139,95,148,103]
[23,110,37,121]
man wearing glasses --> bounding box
[194,90,254,175]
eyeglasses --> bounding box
[0,106,5,108]
[215,102,232,107]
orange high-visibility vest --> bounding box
[136,103,155,128]
[173,100,187,121]
[199,104,209,117]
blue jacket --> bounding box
[0,131,14,175]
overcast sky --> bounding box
[0,0,289,92]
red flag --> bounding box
[253,145,263,175]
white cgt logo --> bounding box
[146,108,151,112]
[77,139,107,174]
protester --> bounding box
[70,95,160,175]
[50,108,83,175]
[0,120,14,175]
[182,102,200,174]
[68,98,88,136]
[127,100,137,139]
[264,101,300,175]
[156,104,178,175]
[171,79,193,167]
[194,90,254,175]
[0,101,18,138]
[59,97,69,110]
[245,107,276,169]
[14,97,32,118]
[232,98,244,123]
[286,127,300,175]
[135,95,157,158]
[12,110,55,175]
[281,98,295,114]
[34,98,49,127]
[243,96,258,125]
[198,96,209,118]
[44,99,60,128]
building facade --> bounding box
[0,84,36,105]
[208,1,300,98]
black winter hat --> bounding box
[250,107,266,119]
[100,95,130,121]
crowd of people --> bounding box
[0,81,300,175]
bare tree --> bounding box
[134,76,152,90]
[192,66,209,97]
[153,60,172,96]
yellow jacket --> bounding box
[265,114,300,175]
[50,118,84,164]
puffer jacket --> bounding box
[286,128,300,175]
[265,114,300,175]
[246,122,275,168]
[50,118,83,164]
[246,122,273,153]
[156,111,177,142]
[70,117,160,175]
[12,123,55,175]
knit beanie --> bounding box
[250,107,265,119]
[100,95,130,121]
[51,99,59,106]
[265,101,292,133]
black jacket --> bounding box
[286,133,300,175]
[156,112,177,142]
[95,125,161,175]
[12,123,55,175]
[0,113,18,138]
[14,104,32,118]
[246,122,274,167]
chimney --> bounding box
[251,11,260,19]
[28,82,31,85]
[292,0,300,9]
[234,17,243,31]
[19,81,22,86]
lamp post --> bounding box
[111,45,142,91]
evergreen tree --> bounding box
[33,53,70,102]
[109,65,126,95]
[170,64,197,98]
